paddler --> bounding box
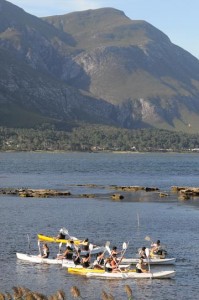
[56,228,66,239]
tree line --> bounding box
[0,125,199,152]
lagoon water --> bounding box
[0,152,199,299]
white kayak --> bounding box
[122,257,176,265]
[80,246,105,256]
[86,270,176,279]
[16,253,75,266]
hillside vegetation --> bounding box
[1,125,199,152]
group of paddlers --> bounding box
[136,240,167,273]
[39,229,166,274]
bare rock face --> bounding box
[1,2,199,131]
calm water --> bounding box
[0,152,199,299]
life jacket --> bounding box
[66,252,73,260]
[82,260,90,268]
[74,256,81,265]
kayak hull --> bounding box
[68,267,105,274]
[122,257,176,265]
[67,264,129,271]
[16,253,75,266]
[86,270,176,279]
[37,234,81,245]
[37,234,105,255]
[68,267,176,279]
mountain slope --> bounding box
[1,1,199,132]
[0,47,119,129]
[45,8,199,132]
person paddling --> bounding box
[41,244,50,258]
[81,253,91,268]
[73,248,81,265]
[136,258,148,273]
[56,228,66,239]
[58,246,73,260]
[139,246,147,259]
[105,257,120,273]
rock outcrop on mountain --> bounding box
[1,0,199,132]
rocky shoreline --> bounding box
[0,185,198,201]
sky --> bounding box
[6,0,199,58]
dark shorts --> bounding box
[105,267,112,273]
[136,269,142,273]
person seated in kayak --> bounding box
[68,240,76,251]
[136,258,148,273]
[96,252,105,265]
[41,244,50,258]
[93,252,105,270]
[73,248,81,265]
[111,246,122,258]
[58,246,73,260]
[81,253,91,268]
[56,228,66,240]
[139,247,147,259]
[151,240,166,256]
[81,238,89,251]
[105,257,120,273]
[105,258,113,272]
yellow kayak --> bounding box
[68,264,132,275]
[37,234,85,245]
[68,267,105,274]
[68,267,176,279]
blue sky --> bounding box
[7,0,199,58]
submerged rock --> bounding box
[111,194,124,200]
[0,188,71,198]
[171,186,199,198]
[110,185,159,192]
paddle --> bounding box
[86,243,93,266]
[60,228,79,242]
[117,242,129,266]
[145,235,153,244]
[105,244,112,257]
[89,243,93,254]
[58,242,63,257]
[98,241,110,265]
[106,243,129,278]
[145,237,167,256]
[27,234,31,255]
[60,227,70,238]
[145,247,152,278]
[145,236,155,254]
[106,242,129,269]
[37,239,42,257]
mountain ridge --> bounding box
[1,1,199,133]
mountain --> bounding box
[1,0,199,132]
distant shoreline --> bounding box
[1,149,199,154]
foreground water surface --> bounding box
[0,152,199,299]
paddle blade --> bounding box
[105,241,110,248]
[61,227,68,235]
[122,242,127,250]
[105,245,111,255]
[89,243,94,251]
[145,248,150,258]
